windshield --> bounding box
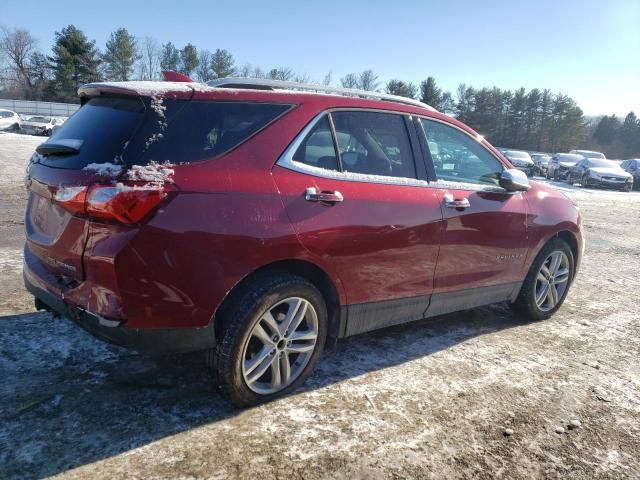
[587,159,619,168]
[28,116,51,123]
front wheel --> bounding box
[512,238,574,321]
[208,273,327,407]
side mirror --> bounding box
[499,169,531,192]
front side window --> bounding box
[419,119,503,186]
[331,111,417,179]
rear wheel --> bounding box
[512,238,574,321]
[208,273,327,407]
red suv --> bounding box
[23,78,583,406]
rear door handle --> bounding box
[305,187,344,204]
[444,194,471,210]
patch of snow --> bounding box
[83,163,123,177]
[124,161,175,184]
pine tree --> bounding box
[160,42,180,72]
[210,49,235,78]
[49,25,101,102]
[621,112,640,156]
[419,77,442,109]
[180,43,198,75]
[102,28,137,81]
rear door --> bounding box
[272,110,444,336]
[415,117,529,316]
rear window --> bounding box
[38,96,145,169]
[37,97,291,169]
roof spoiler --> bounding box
[161,71,194,82]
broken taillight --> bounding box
[53,183,174,225]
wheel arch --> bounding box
[213,258,344,346]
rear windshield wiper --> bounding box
[36,139,84,156]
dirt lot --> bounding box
[1,132,639,479]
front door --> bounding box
[272,110,444,335]
[416,117,529,316]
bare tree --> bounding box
[358,69,379,91]
[340,73,359,89]
[322,71,332,86]
[0,27,38,90]
[196,49,212,81]
[293,72,311,83]
[140,36,160,80]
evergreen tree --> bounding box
[210,49,235,78]
[593,115,621,146]
[386,80,417,98]
[160,42,180,72]
[180,43,198,75]
[621,112,640,156]
[49,25,101,102]
[102,28,137,81]
[419,77,442,109]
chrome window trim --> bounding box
[275,108,513,193]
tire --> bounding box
[553,171,559,181]
[582,174,589,188]
[207,273,327,407]
[512,238,575,321]
[566,174,573,185]
[621,183,632,193]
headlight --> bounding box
[589,170,600,178]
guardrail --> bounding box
[0,98,79,117]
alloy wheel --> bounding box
[534,251,570,312]
[241,297,319,395]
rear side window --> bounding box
[419,118,503,185]
[293,116,339,171]
[331,111,417,179]
[137,101,291,164]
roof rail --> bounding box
[206,77,437,111]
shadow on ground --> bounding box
[1,303,533,478]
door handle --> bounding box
[444,194,471,210]
[305,187,344,204]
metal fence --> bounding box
[0,99,79,118]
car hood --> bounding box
[559,162,577,168]
[590,167,631,177]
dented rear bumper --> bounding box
[23,262,216,354]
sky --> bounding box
[1,0,638,116]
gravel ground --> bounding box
[1,132,639,479]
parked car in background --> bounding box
[500,150,535,176]
[547,153,584,180]
[0,109,21,131]
[51,116,68,135]
[23,77,583,406]
[567,158,633,191]
[621,159,640,189]
[569,149,606,160]
[19,116,62,136]
[531,153,552,176]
